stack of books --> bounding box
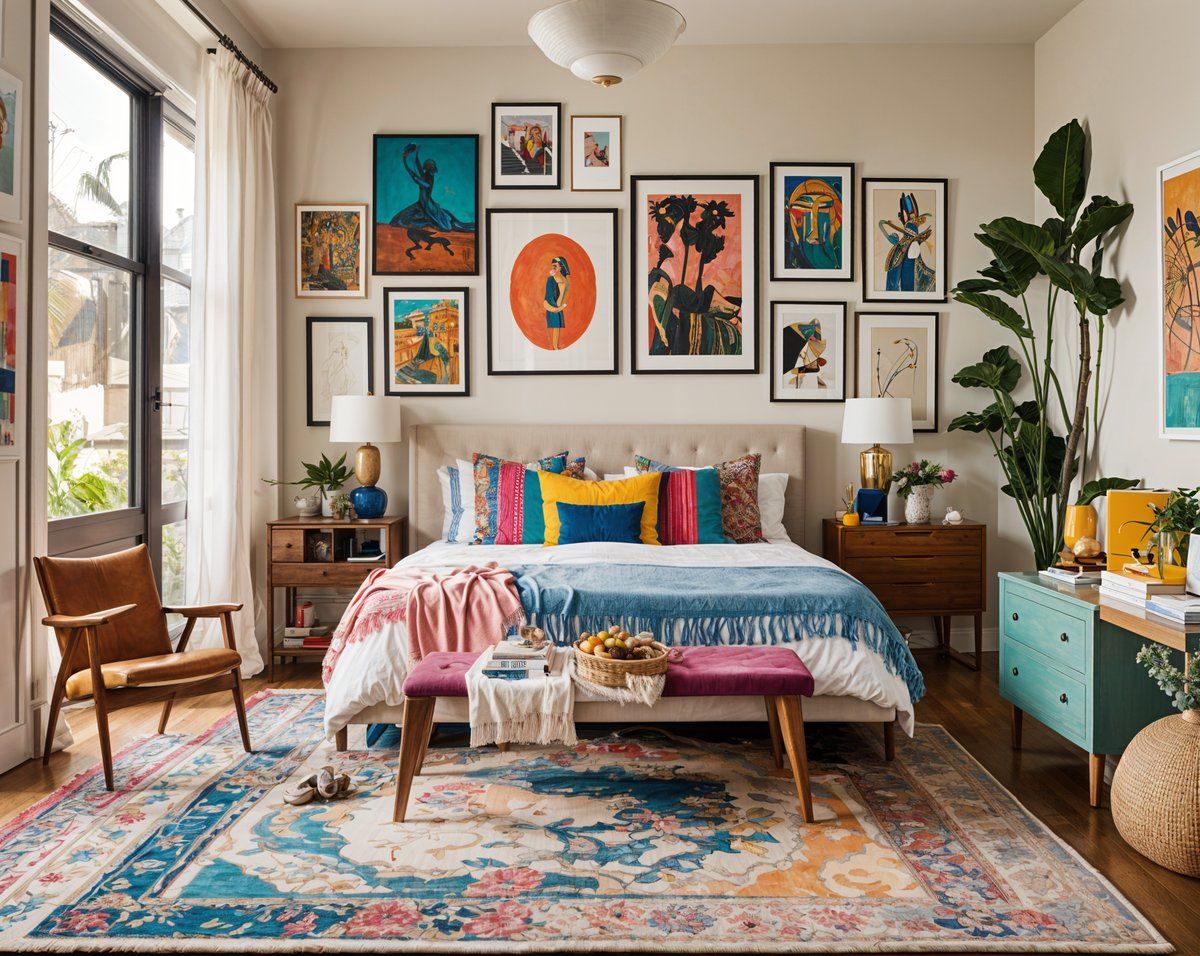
[1098,570,1187,610]
[1146,593,1200,624]
[1039,566,1102,587]
[281,625,330,649]
[481,639,555,680]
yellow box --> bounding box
[1105,489,1169,571]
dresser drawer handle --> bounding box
[1059,693,1068,704]
[1012,667,1019,676]
[1012,612,1019,622]
[1060,632,1069,642]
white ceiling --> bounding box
[221,0,1085,50]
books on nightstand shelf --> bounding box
[281,625,331,649]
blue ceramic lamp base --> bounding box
[350,485,388,519]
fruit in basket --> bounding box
[609,647,628,660]
[596,630,611,643]
[593,645,612,659]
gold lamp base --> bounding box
[354,442,381,487]
[859,444,894,490]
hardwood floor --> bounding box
[1,652,1195,953]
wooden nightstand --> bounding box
[266,515,406,682]
[822,518,987,670]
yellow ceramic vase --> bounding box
[1063,504,1098,550]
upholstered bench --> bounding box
[393,646,816,823]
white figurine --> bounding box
[943,506,964,525]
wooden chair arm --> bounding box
[163,603,243,618]
[42,604,138,629]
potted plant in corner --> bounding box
[265,453,352,518]
[948,119,1138,569]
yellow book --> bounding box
[1104,489,1169,572]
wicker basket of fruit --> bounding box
[573,626,669,687]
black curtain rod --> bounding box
[179,0,279,94]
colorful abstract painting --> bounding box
[492,103,561,189]
[770,301,847,402]
[856,311,939,432]
[771,163,854,281]
[632,175,759,373]
[0,236,19,448]
[0,66,22,223]
[385,288,469,395]
[1160,149,1200,438]
[295,204,366,297]
[862,178,947,303]
[487,209,617,374]
[571,115,622,191]
[373,134,478,276]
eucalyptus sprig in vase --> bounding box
[891,460,956,524]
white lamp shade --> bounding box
[329,395,403,445]
[840,397,914,445]
[528,0,686,85]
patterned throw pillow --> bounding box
[635,452,765,544]
[624,460,729,545]
[472,451,586,544]
[438,458,479,544]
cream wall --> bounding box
[1035,0,1200,496]
[268,42,1035,642]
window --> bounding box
[47,13,196,599]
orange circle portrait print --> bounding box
[508,233,597,351]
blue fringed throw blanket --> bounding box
[510,564,924,702]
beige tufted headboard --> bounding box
[408,424,806,553]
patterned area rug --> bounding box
[0,690,1170,953]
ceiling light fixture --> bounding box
[528,0,686,87]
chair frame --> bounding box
[35,556,252,791]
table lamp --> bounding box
[329,395,403,519]
[840,397,913,490]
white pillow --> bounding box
[437,459,477,544]
[624,464,791,542]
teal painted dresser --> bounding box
[998,572,1177,807]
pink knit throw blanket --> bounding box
[322,564,525,682]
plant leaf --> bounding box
[1072,196,1134,255]
[976,233,1039,295]
[955,277,1006,293]
[948,411,997,433]
[951,346,1022,392]
[980,217,1055,261]
[1086,275,1124,315]
[1035,255,1095,300]
[953,290,1033,338]
[1033,118,1087,223]
[1076,476,1140,507]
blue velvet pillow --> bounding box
[555,501,645,545]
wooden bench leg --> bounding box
[335,728,348,752]
[764,696,783,769]
[394,697,436,823]
[774,696,814,823]
[883,720,896,761]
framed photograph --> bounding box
[0,234,23,451]
[0,66,23,223]
[770,162,853,281]
[384,287,469,396]
[1159,148,1200,439]
[769,301,847,403]
[862,177,947,303]
[372,134,478,276]
[631,174,759,374]
[571,115,622,191]
[855,311,939,432]
[305,317,374,427]
[295,203,367,297]
[492,102,561,189]
[486,208,618,375]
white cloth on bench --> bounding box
[467,648,577,748]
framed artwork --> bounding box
[295,203,367,297]
[0,66,22,223]
[1159,148,1200,439]
[855,311,939,432]
[372,134,478,276]
[305,317,374,427]
[486,208,618,376]
[571,115,622,191]
[631,174,759,374]
[769,301,847,403]
[770,162,854,281]
[862,177,947,303]
[384,287,469,396]
[0,234,22,451]
[492,102,561,189]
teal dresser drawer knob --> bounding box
[1012,612,1019,621]
[1012,666,1019,676]
[1060,632,1069,642]
[1059,693,1069,703]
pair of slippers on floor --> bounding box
[283,766,359,805]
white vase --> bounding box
[321,490,334,518]
[904,485,934,524]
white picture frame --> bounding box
[0,66,23,224]
[294,203,367,298]
[1158,147,1200,440]
[570,115,622,192]
[0,233,23,453]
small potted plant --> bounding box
[265,453,352,518]
[1142,487,1199,575]
[890,460,956,524]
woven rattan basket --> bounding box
[573,641,670,687]
[1111,709,1200,877]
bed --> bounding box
[324,423,922,750]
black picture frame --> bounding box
[305,316,374,427]
[371,133,480,277]
[854,310,940,433]
[382,287,471,397]
[630,173,760,374]
[485,207,619,376]
[768,300,848,403]
[769,162,855,282]
[491,102,562,190]
[861,176,949,304]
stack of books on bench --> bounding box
[281,626,331,650]
[1098,570,1186,610]
[481,638,556,680]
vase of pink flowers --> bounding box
[891,460,957,524]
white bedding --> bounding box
[321,540,917,739]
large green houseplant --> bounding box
[949,119,1138,569]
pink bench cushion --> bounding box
[402,652,476,698]
[662,646,814,699]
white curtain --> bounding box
[185,47,279,676]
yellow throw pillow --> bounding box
[538,470,663,546]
